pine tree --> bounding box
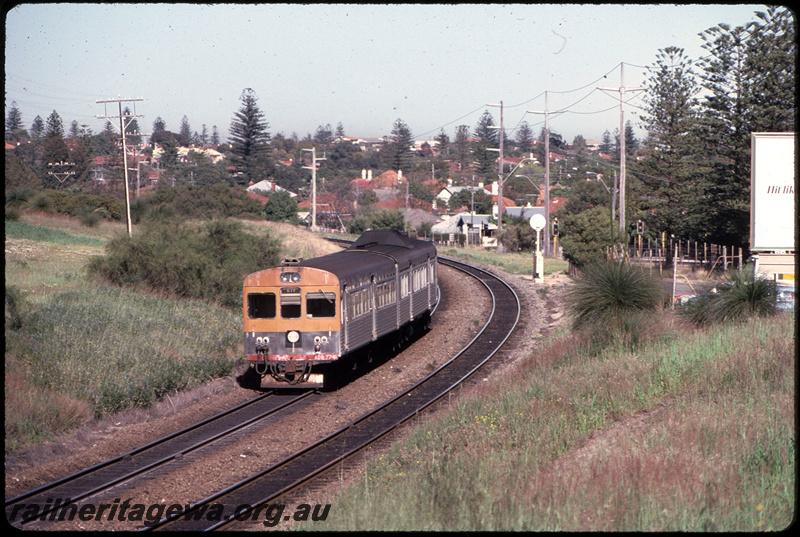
[383,118,414,172]
[152,116,166,132]
[45,110,64,138]
[695,6,795,246]
[637,46,704,239]
[516,121,534,154]
[453,124,471,170]
[211,125,220,145]
[472,110,498,176]
[229,88,272,184]
[30,115,45,139]
[5,101,24,138]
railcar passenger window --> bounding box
[248,293,276,319]
[280,288,302,318]
[306,292,336,318]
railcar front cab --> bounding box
[243,258,341,388]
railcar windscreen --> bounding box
[280,288,302,318]
[306,291,336,318]
[248,293,276,319]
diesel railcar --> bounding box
[241,230,438,388]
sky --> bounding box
[5,3,771,145]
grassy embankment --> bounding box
[314,313,794,531]
[4,214,339,452]
[309,259,793,531]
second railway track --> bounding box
[5,391,318,528]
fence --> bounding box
[612,238,744,272]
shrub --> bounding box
[681,270,777,325]
[5,285,30,330]
[89,218,281,308]
[566,260,664,345]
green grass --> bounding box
[5,286,240,451]
[311,313,795,531]
[439,246,569,276]
[5,220,107,247]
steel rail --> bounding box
[6,391,316,527]
[146,256,520,531]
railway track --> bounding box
[5,391,318,529]
[145,256,520,531]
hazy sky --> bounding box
[5,3,768,144]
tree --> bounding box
[623,120,638,156]
[152,116,166,132]
[30,115,45,140]
[313,123,333,146]
[263,190,298,222]
[448,187,493,214]
[560,206,618,268]
[453,124,471,170]
[179,115,192,143]
[516,121,534,154]
[636,46,704,240]
[694,6,795,246]
[472,110,498,176]
[5,101,24,139]
[211,125,220,145]
[435,129,450,157]
[335,122,345,137]
[383,118,414,172]
[229,88,272,184]
[45,110,64,139]
[599,129,613,153]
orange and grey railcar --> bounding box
[242,230,438,388]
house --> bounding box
[434,181,492,211]
[431,212,497,248]
[246,179,297,198]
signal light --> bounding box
[553,218,559,236]
[636,220,644,235]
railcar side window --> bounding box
[306,292,336,318]
[280,288,302,318]
[248,293,276,319]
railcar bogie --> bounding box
[238,230,438,389]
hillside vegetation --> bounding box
[4,213,338,451]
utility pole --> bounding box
[487,101,505,250]
[47,160,76,188]
[528,92,566,256]
[302,147,326,232]
[598,63,645,244]
[97,97,144,236]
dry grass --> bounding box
[311,313,795,531]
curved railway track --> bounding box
[145,256,520,531]
[5,391,318,528]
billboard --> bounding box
[750,133,795,251]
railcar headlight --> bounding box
[287,331,300,344]
[280,272,301,283]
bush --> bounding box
[681,270,777,325]
[5,285,30,330]
[566,260,664,345]
[89,218,281,308]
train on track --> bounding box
[240,230,438,389]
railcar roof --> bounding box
[299,231,436,283]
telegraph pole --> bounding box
[97,97,144,236]
[487,101,505,249]
[47,160,76,188]
[528,92,566,257]
[302,147,326,232]
[598,64,645,244]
